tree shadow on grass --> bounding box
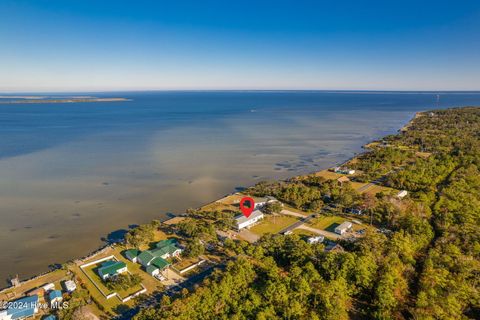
[112,303,130,315]
[325,223,340,233]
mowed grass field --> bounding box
[352,182,396,196]
[312,170,345,180]
[308,215,348,232]
[292,228,318,238]
[250,215,299,235]
[174,257,201,271]
[82,262,143,299]
[72,263,120,312]
[72,250,147,313]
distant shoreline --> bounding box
[0,97,130,104]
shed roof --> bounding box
[125,249,140,258]
[48,290,62,300]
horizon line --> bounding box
[2,89,480,95]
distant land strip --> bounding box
[0,97,130,104]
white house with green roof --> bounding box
[124,249,141,263]
[97,260,127,280]
[146,257,171,276]
[137,239,182,267]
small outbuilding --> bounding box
[48,290,63,306]
[337,176,350,184]
[334,222,353,235]
[41,283,55,292]
[346,207,363,215]
[62,280,76,293]
[307,236,324,244]
[396,190,408,199]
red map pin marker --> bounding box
[239,197,255,218]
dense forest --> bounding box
[135,107,480,320]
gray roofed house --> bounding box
[235,209,264,231]
[334,221,353,235]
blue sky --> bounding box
[1,0,479,91]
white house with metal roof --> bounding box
[396,190,408,199]
[235,210,264,231]
[307,236,324,244]
[335,221,353,235]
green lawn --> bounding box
[174,257,201,271]
[282,205,310,216]
[250,215,299,235]
[292,228,318,238]
[292,228,317,236]
[308,215,347,232]
[82,262,143,299]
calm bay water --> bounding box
[1,91,480,284]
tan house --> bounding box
[337,176,350,184]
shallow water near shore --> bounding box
[1,91,480,285]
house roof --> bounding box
[150,244,178,258]
[5,295,38,319]
[155,238,178,248]
[337,176,350,183]
[62,280,76,291]
[335,221,353,231]
[125,249,140,258]
[98,260,126,277]
[235,209,264,225]
[138,250,155,263]
[48,290,62,300]
[146,265,159,274]
[150,239,180,257]
[151,257,170,270]
[138,239,181,266]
